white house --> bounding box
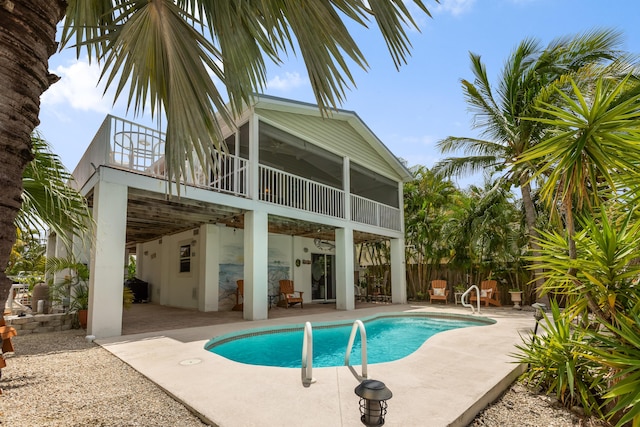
[61,95,411,338]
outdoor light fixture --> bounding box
[354,379,392,426]
[532,302,546,323]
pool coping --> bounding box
[204,311,495,366]
[97,304,535,427]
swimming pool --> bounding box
[205,313,494,368]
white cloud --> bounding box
[41,58,113,114]
[434,0,476,16]
[267,72,308,92]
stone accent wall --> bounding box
[3,313,76,335]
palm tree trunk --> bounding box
[0,1,65,303]
[520,178,547,304]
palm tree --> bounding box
[434,29,625,300]
[518,74,640,320]
[444,177,523,295]
[17,133,91,242]
[404,166,459,297]
[0,1,433,304]
[3,133,91,297]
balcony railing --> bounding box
[73,115,401,231]
[351,194,401,231]
[259,165,345,218]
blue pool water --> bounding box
[205,313,493,368]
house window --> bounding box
[179,244,191,273]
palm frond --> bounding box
[15,133,92,245]
[61,0,433,194]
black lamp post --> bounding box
[528,302,547,371]
[354,379,393,426]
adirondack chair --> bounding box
[470,280,501,307]
[279,280,303,309]
[429,280,449,304]
[232,280,244,311]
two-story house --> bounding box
[61,95,411,338]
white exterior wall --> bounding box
[138,239,162,302]
[138,229,200,310]
[136,226,357,312]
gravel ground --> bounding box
[1,329,610,427]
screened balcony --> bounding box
[72,115,401,231]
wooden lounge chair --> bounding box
[279,280,303,309]
[232,280,243,311]
[470,279,501,307]
[429,280,449,304]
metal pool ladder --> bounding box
[301,320,369,386]
[302,322,316,386]
[344,320,368,380]
[461,285,481,314]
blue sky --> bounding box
[38,0,640,189]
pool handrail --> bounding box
[344,319,368,380]
[301,321,316,386]
[461,285,481,314]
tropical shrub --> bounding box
[517,206,640,424]
[515,300,606,416]
[585,304,640,426]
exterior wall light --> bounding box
[354,379,392,426]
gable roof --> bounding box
[251,94,412,183]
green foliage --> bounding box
[586,305,640,427]
[520,207,640,423]
[435,29,628,301]
[47,256,136,311]
[47,257,90,311]
[530,207,640,324]
[515,300,606,416]
[17,133,91,246]
[521,75,640,217]
[123,285,134,310]
[69,282,89,312]
[6,229,46,288]
[61,0,432,193]
[403,166,459,296]
[126,255,137,280]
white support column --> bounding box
[44,232,57,285]
[398,181,405,232]
[390,237,407,304]
[343,157,350,220]
[198,224,219,312]
[88,180,127,338]
[335,227,355,311]
[248,114,260,200]
[243,210,268,320]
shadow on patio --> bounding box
[121,301,385,335]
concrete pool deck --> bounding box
[98,304,536,426]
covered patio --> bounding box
[121,300,385,335]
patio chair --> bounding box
[429,280,449,304]
[232,280,243,311]
[279,280,303,309]
[470,279,501,307]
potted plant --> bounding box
[70,282,90,328]
[48,256,134,329]
[508,287,523,310]
[453,284,467,304]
